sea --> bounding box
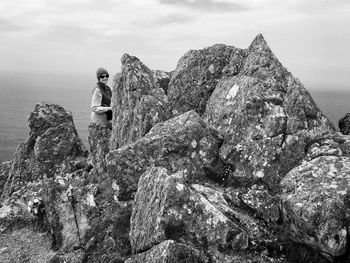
[0,72,349,164]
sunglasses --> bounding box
[100,74,109,79]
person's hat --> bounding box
[96,67,109,79]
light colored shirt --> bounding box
[90,88,111,126]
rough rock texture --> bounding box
[1,102,88,200]
[107,110,222,200]
[281,156,350,260]
[130,166,285,262]
[0,102,90,257]
[153,70,172,94]
[110,54,171,149]
[168,44,241,116]
[204,34,335,190]
[125,240,209,263]
[0,161,11,196]
[2,34,350,263]
[130,167,247,258]
[43,175,91,251]
[81,174,132,263]
[88,123,111,174]
[339,113,350,135]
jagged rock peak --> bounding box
[248,33,272,53]
[120,53,154,77]
[29,102,73,132]
[121,53,141,65]
[28,101,76,148]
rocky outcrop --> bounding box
[1,102,88,200]
[168,44,241,116]
[110,54,171,149]
[0,102,90,261]
[204,34,334,190]
[107,110,222,200]
[2,34,350,263]
[281,156,350,260]
[339,113,350,135]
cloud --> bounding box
[134,13,196,28]
[152,13,196,25]
[0,18,24,32]
[158,0,248,12]
[42,24,98,45]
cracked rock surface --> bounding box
[1,34,350,263]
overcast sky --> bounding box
[0,0,349,90]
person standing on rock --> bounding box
[90,67,113,127]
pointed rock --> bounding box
[167,44,239,116]
[1,102,87,199]
[107,110,222,200]
[110,54,170,149]
[204,36,335,190]
[248,33,272,53]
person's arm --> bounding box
[91,88,111,113]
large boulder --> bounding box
[130,166,285,262]
[130,167,247,260]
[0,102,91,256]
[204,34,335,189]
[107,110,222,200]
[281,156,350,260]
[1,102,88,200]
[110,54,171,149]
[167,44,242,116]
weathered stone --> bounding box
[125,240,208,263]
[306,138,342,161]
[240,184,281,223]
[28,102,76,146]
[339,113,350,135]
[0,179,45,232]
[3,36,350,263]
[107,110,222,200]
[153,70,172,94]
[88,123,111,174]
[281,156,350,259]
[110,54,171,149]
[328,132,350,156]
[1,102,88,200]
[204,34,334,190]
[0,161,11,196]
[33,123,85,178]
[82,174,132,263]
[130,167,248,258]
[83,201,132,263]
[168,44,241,116]
[43,176,90,251]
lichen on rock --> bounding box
[1,34,350,263]
[281,156,350,260]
